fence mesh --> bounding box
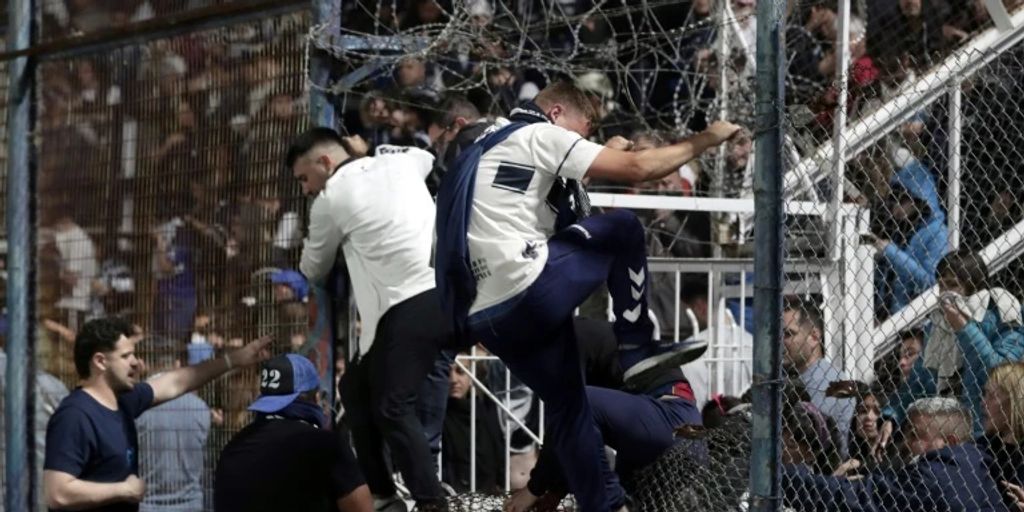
[28,8,310,510]
[628,414,753,511]
[3,0,1024,510]
[320,0,1024,509]
[779,0,1024,511]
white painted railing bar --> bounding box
[589,192,828,215]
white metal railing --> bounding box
[784,6,1024,201]
[440,255,857,494]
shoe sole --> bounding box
[374,500,408,512]
[622,341,708,391]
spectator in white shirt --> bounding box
[678,275,753,409]
[51,210,102,329]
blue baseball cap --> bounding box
[248,354,321,413]
[271,269,309,302]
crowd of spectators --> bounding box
[1,0,1024,509]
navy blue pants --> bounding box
[418,349,455,469]
[528,387,702,497]
[470,210,657,511]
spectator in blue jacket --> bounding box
[874,177,948,316]
[882,251,1024,439]
[785,397,1007,512]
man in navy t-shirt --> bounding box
[43,317,271,511]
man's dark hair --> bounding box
[807,0,839,12]
[784,296,824,336]
[74,317,136,378]
[890,184,932,225]
[680,274,709,304]
[937,249,990,296]
[783,400,841,474]
[430,94,482,129]
[899,327,925,343]
[284,127,345,169]
[701,395,744,429]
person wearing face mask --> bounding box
[784,397,1007,512]
[214,354,371,512]
[878,250,1024,452]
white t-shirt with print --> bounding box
[467,119,605,315]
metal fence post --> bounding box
[4,0,36,509]
[310,0,337,129]
[947,82,963,252]
[829,0,851,261]
[309,0,339,421]
[750,0,785,509]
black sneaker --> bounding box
[621,339,708,391]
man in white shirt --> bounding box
[52,212,102,328]
[676,275,754,409]
[289,128,450,510]
[436,81,740,511]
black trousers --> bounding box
[341,288,451,502]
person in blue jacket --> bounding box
[874,160,948,316]
[784,397,1008,512]
[880,250,1024,443]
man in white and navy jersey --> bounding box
[289,128,450,511]
[435,81,741,512]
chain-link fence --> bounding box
[777,0,1024,510]
[5,0,1024,510]
[324,0,1024,510]
[6,3,312,510]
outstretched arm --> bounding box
[147,336,272,406]
[586,121,742,183]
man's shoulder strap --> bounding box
[476,121,529,154]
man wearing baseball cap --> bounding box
[214,354,371,512]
